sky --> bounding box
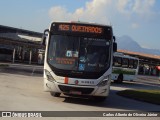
[0,0,160,50]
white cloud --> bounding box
[133,0,155,15]
[49,0,112,24]
[117,0,156,18]
[49,6,72,22]
[48,0,157,28]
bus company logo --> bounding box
[75,80,79,85]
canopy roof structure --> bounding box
[118,49,160,66]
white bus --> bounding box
[112,52,139,83]
[42,21,117,101]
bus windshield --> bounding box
[48,34,111,73]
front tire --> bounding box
[50,92,61,97]
[117,74,123,83]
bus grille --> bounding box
[58,85,94,95]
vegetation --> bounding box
[117,89,160,105]
[112,69,136,75]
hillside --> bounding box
[117,35,160,55]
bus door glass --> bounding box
[134,60,138,69]
[113,57,122,67]
[122,58,129,68]
[129,59,134,68]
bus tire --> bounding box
[113,80,118,83]
[117,74,123,83]
[50,92,61,97]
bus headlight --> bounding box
[45,69,55,82]
[98,76,109,87]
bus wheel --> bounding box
[50,92,61,97]
[93,96,107,102]
[117,74,123,83]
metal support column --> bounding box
[12,48,16,63]
[29,50,32,64]
[22,47,25,62]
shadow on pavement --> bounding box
[60,88,160,111]
[0,66,43,76]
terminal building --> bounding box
[0,25,44,64]
[118,50,160,76]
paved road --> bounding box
[0,64,160,119]
[0,72,159,111]
[136,75,160,87]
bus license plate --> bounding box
[70,91,82,95]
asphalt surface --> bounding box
[0,63,160,120]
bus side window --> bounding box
[134,60,138,69]
[129,59,134,68]
[122,58,129,68]
[114,57,122,67]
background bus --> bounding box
[112,52,139,83]
[42,21,117,101]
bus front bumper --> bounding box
[44,80,110,97]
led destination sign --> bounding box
[58,24,103,34]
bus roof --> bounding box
[114,52,139,60]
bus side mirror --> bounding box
[42,36,46,46]
[41,29,49,46]
[113,36,117,52]
[113,42,117,52]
